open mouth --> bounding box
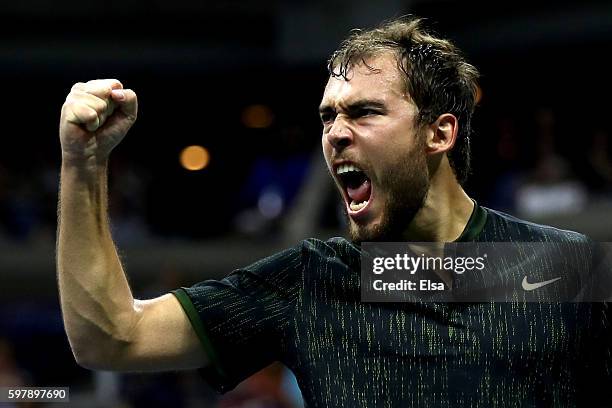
[335,163,373,214]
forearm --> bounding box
[57,157,139,366]
[55,80,203,371]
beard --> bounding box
[346,139,429,244]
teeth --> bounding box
[349,200,368,211]
[336,164,362,175]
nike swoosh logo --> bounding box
[521,276,562,291]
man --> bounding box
[57,17,611,407]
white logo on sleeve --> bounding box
[521,276,562,291]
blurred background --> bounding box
[2,0,612,406]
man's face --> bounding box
[320,52,430,243]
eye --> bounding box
[351,108,381,119]
[360,108,380,117]
[320,112,336,124]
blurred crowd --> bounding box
[484,108,612,217]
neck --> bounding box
[403,158,474,242]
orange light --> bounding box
[180,145,210,171]
[241,104,274,128]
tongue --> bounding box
[347,179,371,203]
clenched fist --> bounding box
[60,79,137,163]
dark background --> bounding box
[1,1,612,406]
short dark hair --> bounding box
[327,16,479,184]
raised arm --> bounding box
[57,79,206,371]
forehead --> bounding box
[321,52,408,107]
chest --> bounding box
[294,300,600,367]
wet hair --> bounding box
[328,16,480,184]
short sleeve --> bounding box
[171,246,303,393]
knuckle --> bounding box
[84,81,111,95]
[63,99,80,115]
[71,82,85,91]
[68,89,87,101]
[62,98,74,109]
[61,102,70,116]
[67,90,79,99]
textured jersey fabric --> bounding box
[172,205,612,407]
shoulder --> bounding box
[300,236,360,256]
[480,206,591,243]
[298,237,361,268]
[229,237,359,283]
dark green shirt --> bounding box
[173,205,612,407]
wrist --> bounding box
[61,154,109,183]
[61,152,109,169]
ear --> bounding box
[424,113,458,155]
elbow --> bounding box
[64,327,104,369]
[63,308,143,371]
[70,340,107,370]
[73,353,99,371]
[69,337,125,371]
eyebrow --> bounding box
[318,99,387,115]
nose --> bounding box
[325,118,353,151]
